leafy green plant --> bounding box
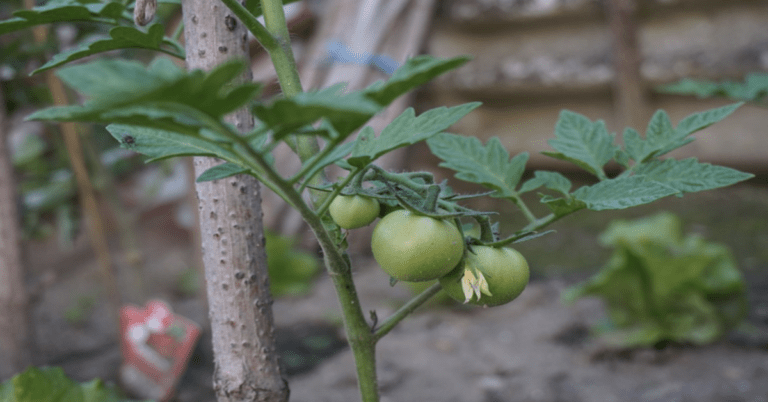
[265,229,320,297]
[0,366,142,402]
[64,294,97,326]
[658,73,768,107]
[1,1,756,401]
[563,212,747,347]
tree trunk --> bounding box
[0,86,32,380]
[606,0,648,130]
[181,1,288,401]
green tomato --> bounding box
[371,210,464,282]
[329,195,381,229]
[440,246,529,307]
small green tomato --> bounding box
[329,195,381,229]
[371,210,464,282]
[440,246,529,307]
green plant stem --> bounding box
[423,185,440,213]
[510,196,537,224]
[290,138,347,188]
[161,37,186,57]
[257,0,329,207]
[487,211,575,248]
[314,168,362,217]
[156,45,185,60]
[372,165,424,193]
[218,0,276,50]
[171,20,184,41]
[476,216,494,243]
[405,171,435,183]
[372,283,443,342]
[254,1,381,400]
[233,132,380,402]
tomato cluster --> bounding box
[328,194,529,307]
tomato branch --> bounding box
[372,283,443,343]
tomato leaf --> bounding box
[634,158,754,193]
[625,103,742,164]
[348,102,480,168]
[427,133,528,198]
[571,176,679,211]
[542,110,618,180]
[518,170,572,196]
[33,24,184,75]
[27,58,260,152]
[675,102,743,138]
[106,124,241,163]
[0,2,126,36]
[252,84,380,139]
[363,55,471,107]
[658,73,768,105]
[302,142,355,181]
[539,195,586,217]
[196,162,249,183]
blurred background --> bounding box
[1,0,767,401]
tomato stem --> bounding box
[510,195,537,224]
[476,216,495,243]
[422,184,441,213]
[372,282,443,342]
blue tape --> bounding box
[325,40,400,75]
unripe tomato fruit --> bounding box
[329,195,381,229]
[440,246,529,307]
[371,210,464,282]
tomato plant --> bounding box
[329,195,380,229]
[3,0,756,401]
[371,209,464,282]
[440,246,529,307]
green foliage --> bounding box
[176,267,201,297]
[427,135,528,199]
[362,55,471,107]
[347,103,480,168]
[0,1,126,36]
[658,73,768,106]
[265,230,320,297]
[542,111,617,180]
[0,0,185,75]
[562,212,747,347]
[0,366,141,402]
[64,294,97,325]
[33,24,184,74]
[252,83,380,139]
[428,104,753,217]
[4,1,760,400]
[244,0,302,18]
[26,54,476,194]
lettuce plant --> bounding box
[563,212,747,347]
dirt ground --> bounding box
[10,172,768,402]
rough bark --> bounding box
[0,87,32,380]
[181,1,288,401]
[607,0,648,130]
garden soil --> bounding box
[13,181,768,402]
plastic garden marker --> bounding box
[119,300,200,401]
